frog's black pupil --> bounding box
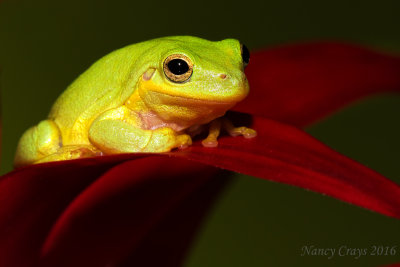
[241,44,250,64]
[167,59,189,75]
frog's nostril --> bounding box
[219,74,227,79]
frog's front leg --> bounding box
[201,119,222,147]
[89,106,192,154]
[201,117,257,148]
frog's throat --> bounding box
[126,89,236,132]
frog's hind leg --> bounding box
[34,145,102,164]
[15,120,101,167]
[14,120,62,167]
[221,117,257,138]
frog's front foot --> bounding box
[141,127,192,152]
[176,133,192,149]
[201,119,222,148]
[201,117,257,148]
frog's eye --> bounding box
[163,54,193,83]
[241,44,250,67]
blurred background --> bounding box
[1,0,399,266]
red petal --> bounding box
[0,155,141,266]
[38,157,222,267]
[235,42,400,127]
[2,113,400,265]
[0,155,225,266]
[118,170,229,267]
[172,114,400,219]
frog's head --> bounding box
[133,36,250,127]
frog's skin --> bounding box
[14,36,256,167]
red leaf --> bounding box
[38,157,223,266]
[0,155,140,266]
[171,114,400,219]
[0,156,225,266]
[118,170,230,267]
[235,42,400,127]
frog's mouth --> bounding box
[147,90,236,107]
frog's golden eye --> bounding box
[241,44,250,68]
[163,54,193,83]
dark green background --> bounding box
[1,0,399,266]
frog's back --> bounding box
[48,41,150,144]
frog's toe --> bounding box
[222,118,257,139]
[228,126,257,139]
[201,137,218,148]
[177,134,192,149]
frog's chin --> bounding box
[141,90,237,127]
